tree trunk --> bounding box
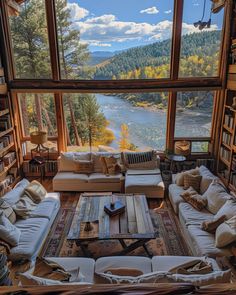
[20,94,30,135]
[34,94,43,130]
[67,96,82,146]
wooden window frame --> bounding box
[0,0,233,156]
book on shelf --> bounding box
[230,172,236,188]
[0,175,14,197]
[224,114,234,130]
[23,160,58,175]
[232,156,236,171]
[0,115,11,131]
[222,131,232,146]
[2,152,16,166]
[220,147,231,162]
[0,160,4,173]
[0,98,8,111]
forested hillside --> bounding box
[95,31,221,79]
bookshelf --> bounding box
[0,53,20,196]
[217,89,236,191]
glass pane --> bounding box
[8,0,51,79]
[55,0,174,80]
[63,92,168,151]
[179,0,224,77]
[18,93,57,137]
[191,142,209,153]
[175,91,214,137]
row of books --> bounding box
[232,156,236,172]
[0,114,11,132]
[220,147,231,162]
[23,160,58,175]
[0,98,8,111]
[230,173,236,188]
[0,175,14,198]
[224,114,234,130]
[0,133,13,149]
[0,152,16,173]
[231,39,236,64]
[222,131,232,146]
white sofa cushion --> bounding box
[2,179,29,206]
[168,184,186,214]
[215,216,236,248]
[125,174,164,190]
[88,173,123,183]
[95,256,152,274]
[178,203,214,226]
[187,225,232,257]
[214,199,236,221]
[9,217,49,261]
[53,172,89,183]
[126,168,161,175]
[29,198,59,220]
[198,165,218,194]
[203,182,230,214]
[59,152,91,172]
[0,212,21,247]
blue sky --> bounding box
[67,0,224,52]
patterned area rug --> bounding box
[41,206,190,258]
[41,208,191,258]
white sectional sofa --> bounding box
[169,165,234,258]
[1,179,60,262]
[53,151,165,198]
[19,255,231,286]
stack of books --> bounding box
[231,39,236,64]
[3,152,16,166]
[0,134,13,149]
[0,115,11,131]
[224,113,234,129]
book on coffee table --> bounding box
[104,201,125,216]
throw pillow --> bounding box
[214,199,236,220]
[12,193,37,219]
[18,273,63,286]
[180,187,207,211]
[175,168,199,186]
[0,211,21,247]
[100,156,121,175]
[24,180,47,204]
[183,174,202,192]
[33,257,71,282]
[0,199,16,223]
[203,181,230,214]
[74,160,94,174]
[122,151,157,170]
[104,268,143,277]
[169,259,213,275]
[198,165,218,194]
[215,216,236,248]
[201,215,226,234]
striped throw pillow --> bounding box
[122,151,157,169]
[183,173,202,193]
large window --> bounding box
[63,92,168,151]
[179,0,224,77]
[56,0,174,80]
[8,0,52,79]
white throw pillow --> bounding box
[214,199,236,221]
[12,194,37,219]
[198,165,218,194]
[2,179,29,206]
[203,182,230,214]
[215,216,236,248]
[0,211,21,247]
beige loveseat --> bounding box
[53,152,165,198]
[169,165,235,258]
[19,255,231,286]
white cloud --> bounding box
[164,10,172,14]
[193,3,200,6]
[66,2,89,21]
[72,12,219,46]
[140,7,159,14]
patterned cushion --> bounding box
[74,160,94,174]
[122,151,157,170]
[0,199,16,224]
[180,187,207,211]
[100,156,122,175]
[24,181,47,204]
[183,174,202,192]
[175,168,200,187]
[201,215,226,234]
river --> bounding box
[96,94,212,151]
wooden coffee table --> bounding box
[67,194,157,257]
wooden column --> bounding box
[45,0,66,152]
[166,0,184,152]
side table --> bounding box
[29,157,46,183]
[166,154,186,173]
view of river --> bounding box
[96,94,212,151]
